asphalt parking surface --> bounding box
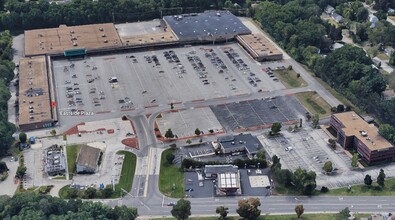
[210,96,307,131]
[52,43,287,126]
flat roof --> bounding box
[333,111,393,151]
[219,133,261,154]
[163,11,251,41]
[24,23,122,56]
[204,165,238,174]
[236,34,282,59]
[18,56,53,126]
[218,173,240,189]
[76,145,101,170]
[116,20,178,45]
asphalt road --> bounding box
[105,194,395,217]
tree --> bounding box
[390,52,395,66]
[15,166,26,179]
[276,169,293,187]
[364,174,373,187]
[186,139,192,144]
[312,114,319,128]
[236,197,261,220]
[216,206,228,219]
[351,153,359,167]
[171,199,191,220]
[256,150,266,160]
[270,122,282,135]
[295,204,304,218]
[166,153,175,165]
[50,129,56,136]
[83,187,96,199]
[379,124,395,143]
[377,168,386,187]
[0,161,8,173]
[165,128,175,139]
[336,104,344,112]
[19,132,27,143]
[338,207,350,220]
[101,185,113,198]
[328,138,336,149]
[271,155,281,171]
[170,103,174,110]
[194,128,201,136]
[322,161,333,173]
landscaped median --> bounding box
[66,144,81,179]
[59,150,136,199]
[159,148,185,198]
[295,91,332,117]
[273,69,307,88]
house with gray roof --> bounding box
[76,145,101,174]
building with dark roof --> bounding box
[163,11,251,42]
[76,145,101,174]
[218,133,262,158]
[330,111,395,164]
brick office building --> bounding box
[330,111,395,164]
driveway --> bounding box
[0,157,19,196]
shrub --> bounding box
[320,186,329,193]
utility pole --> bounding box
[112,12,115,23]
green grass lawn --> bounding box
[295,92,332,117]
[273,69,307,88]
[321,178,395,196]
[159,148,184,198]
[115,150,136,193]
[66,144,81,179]
[377,53,389,60]
[384,72,395,90]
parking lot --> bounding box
[210,96,307,131]
[156,107,223,138]
[258,127,356,187]
[52,43,286,122]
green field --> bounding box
[115,150,137,193]
[376,53,389,60]
[295,92,332,117]
[322,178,395,196]
[384,72,395,90]
[66,144,81,179]
[159,148,185,198]
[273,69,307,88]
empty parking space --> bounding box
[156,107,223,138]
[210,96,307,131]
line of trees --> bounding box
[271,155,317,195]
[254,0,395,131]
[0,0,252,31]
[170,197,354,220]
[0,29,16,157]
[0,192,138,219]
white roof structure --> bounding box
[218,173,240,189]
